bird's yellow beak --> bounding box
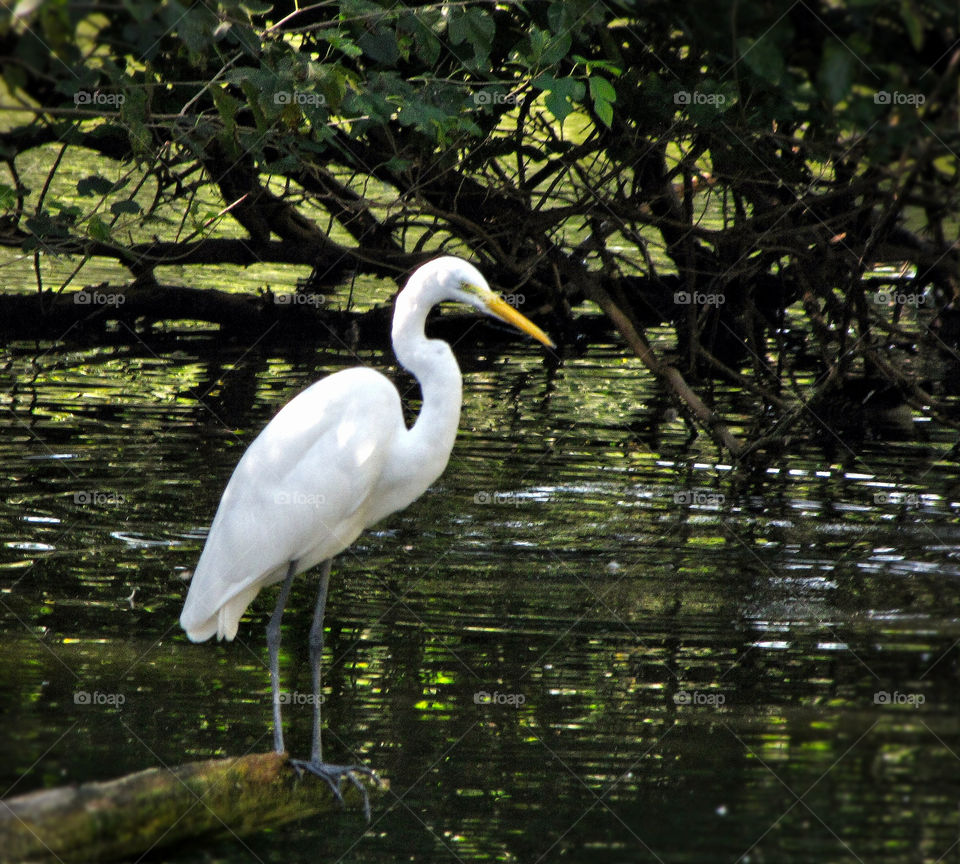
[481,291,556,348]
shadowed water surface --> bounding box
[2,332,960,863]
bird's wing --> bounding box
[180,366,403,641]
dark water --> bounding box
[2,331,960,863]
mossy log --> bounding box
[0,752,386,864]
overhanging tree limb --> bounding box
[581,278,745,458]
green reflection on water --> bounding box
[2,335,960,862]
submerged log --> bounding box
[0,752,386,864]
[0,283,567,348]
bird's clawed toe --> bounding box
[289,758,381,821]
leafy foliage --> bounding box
[1,0,959,452]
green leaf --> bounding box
[77,175,115,197]
[533,73,585,123]
[588,76,616,104]
[547,1,571,34]
[521,25,570,68]
[358,27,399,66]
[165,2,217,57]
[110,200,143,216]
[119,88,151,157]
[49,202,82,222]
[900,0,925,51]
[315,65,349,113]
[588,77,616,127]
[411,23,441,65]
[397,99,448,134]
[593,98,613,127]
[239,0,273,13]
[543,32,571,67]
[87,215,112,242]
[736,35,785,86]
[573,55,621,77]
[263,155,300,174]
[818,41,854,105]
[228,22,261,57]
[320,31,363,59]
[26,212,67,240]
[212,87,240,140]
[0,183,16,209]
[448,7,494,62]
[238,79,268,132]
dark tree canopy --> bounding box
[1,0,958,460]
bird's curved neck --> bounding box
[392,289,463,476]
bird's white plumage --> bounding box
[180,367,406,641]
[179,256,553,645]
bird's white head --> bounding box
[396,256,555,348]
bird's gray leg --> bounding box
[267,561,297,754]
[289,558,379,820]
[308,558,332,763]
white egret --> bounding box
[180,256,553,812]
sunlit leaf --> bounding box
[87,215,112,242]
